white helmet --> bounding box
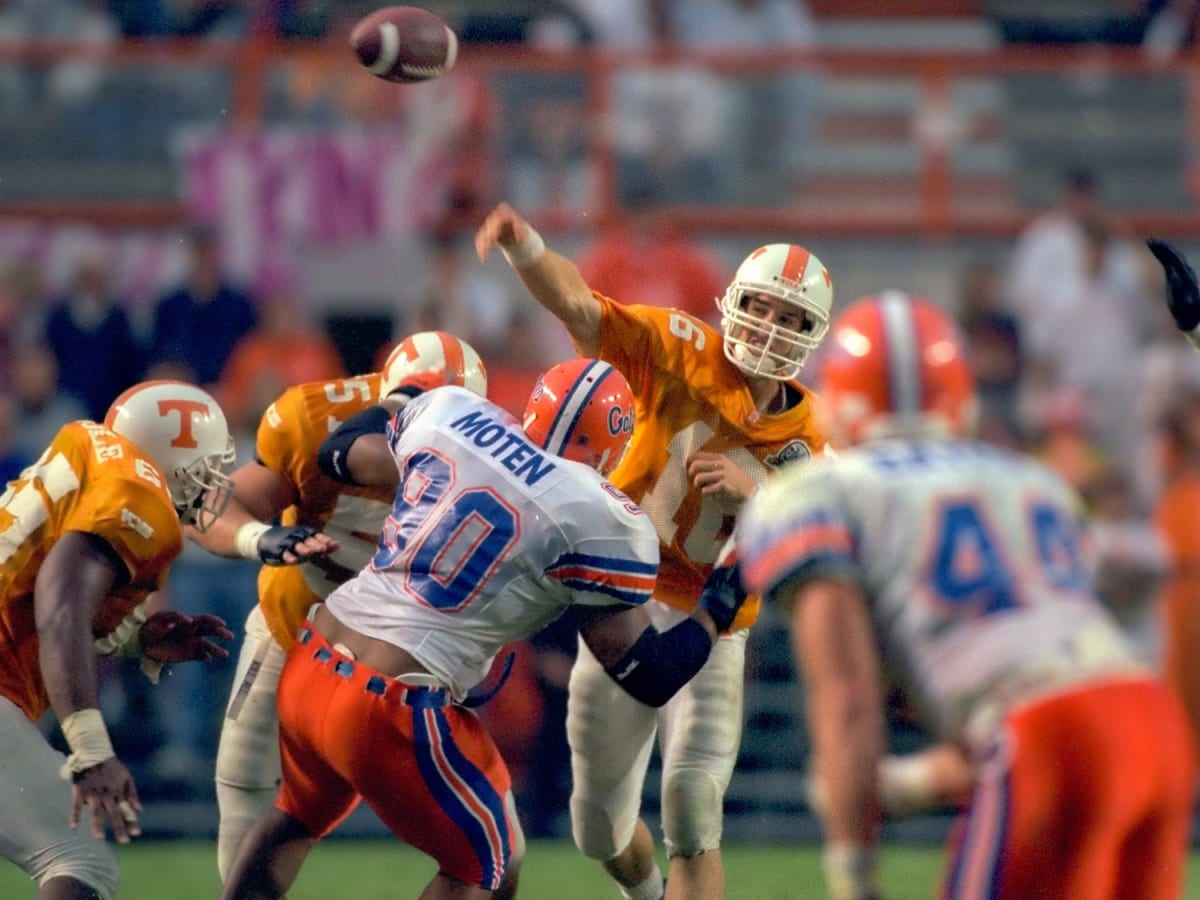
[104,380,236,531]
[717,243,833,381]
[379,330,488,400]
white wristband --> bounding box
[500,226,545,269]
[822,843,877,900]
[59,708,116,779]
[233,521,271,561]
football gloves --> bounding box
[698,559,748,633]
[1148,238,1200,332]
[257,524,323,566]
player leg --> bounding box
[221,632,362,899]
[358,701,515,900]
[568,636,663,899]
[215,604,287,881]
[657,627,748,900]
[0,697,119,900]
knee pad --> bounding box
[32,837,119,900]
[661,766,724,858]
[570,794,637,862]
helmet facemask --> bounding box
[174,437,237,532]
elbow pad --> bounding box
[317,405,391,485]
[602,618,713,707]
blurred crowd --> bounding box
[2,0,1200,840]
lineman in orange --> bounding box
[185,331,496,885]
[0,380,250,900]
[477,203,834,900]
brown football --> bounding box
[349,6,458,84]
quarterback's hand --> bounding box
[474,202,532,262]
[687,451,757,514]
[140,611,233,664]
[70,757,141,844]
[1148,238,1200,331]
[698,559,748,633]
[257,524,340,566]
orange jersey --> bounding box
[595,295,830,627]
[254,373,396,649]
[0,422,182,721]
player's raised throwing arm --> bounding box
[475,202,602,356]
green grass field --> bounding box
[1,840,1199,899]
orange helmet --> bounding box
[379,331,488,400]
[523,358,635,476]
[818,291,976,445]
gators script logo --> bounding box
[607,404,634,437]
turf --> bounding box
[1,840,1199,899]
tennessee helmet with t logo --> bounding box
[523,358,635,476]
[818,290,977,446]
[717,243,834,381]
[104,380,236,530]
[379,331,488,400]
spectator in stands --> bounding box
[956,258,1023,448]
[1085,463,1169,667]
[148,223,257,389]
[8,342,87,462]
[664,0,820,202]
[0,258,44,388]
[577,189,728,326]
[216,287,346,429]
[42,251,144,421]
[0,393,31,486]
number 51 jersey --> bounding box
[324,387,660,700]
[736,438,1142,742]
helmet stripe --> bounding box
[543,360,611,457]
[781,245,811,284]
[879,290,920,415]
[436,331,465,384]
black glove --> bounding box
[698,560,748,633]
[258,524,323,566]
[1148,238,1200,331]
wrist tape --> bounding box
[500,226,545,268]
[59,708,115,779]
[234,521,271,561]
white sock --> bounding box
[621,866,665,900]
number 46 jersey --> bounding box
[736,438,1142,742]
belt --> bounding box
[297,626,451,709]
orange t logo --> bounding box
[157,399,209,448]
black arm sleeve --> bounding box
[601,618,714,707]
[316,405,392,485]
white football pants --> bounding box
[568,601,748,860]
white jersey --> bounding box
[325,387,659,699]
[736,438,1141,741]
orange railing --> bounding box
[0,38,1196,237]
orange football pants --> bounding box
[941,677,1196,900]
[274,624,514,890]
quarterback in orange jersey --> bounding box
[185,331,494,884]
[477,203,833,900]
[0,380,240,900]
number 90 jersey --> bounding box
[594,295,830,628]
[255,374,395,649]
[0,422,182,721]
[324,387,659,700]
[736,439,1141,741]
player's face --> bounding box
[737,292,817,359]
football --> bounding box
[349,6,459,84]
